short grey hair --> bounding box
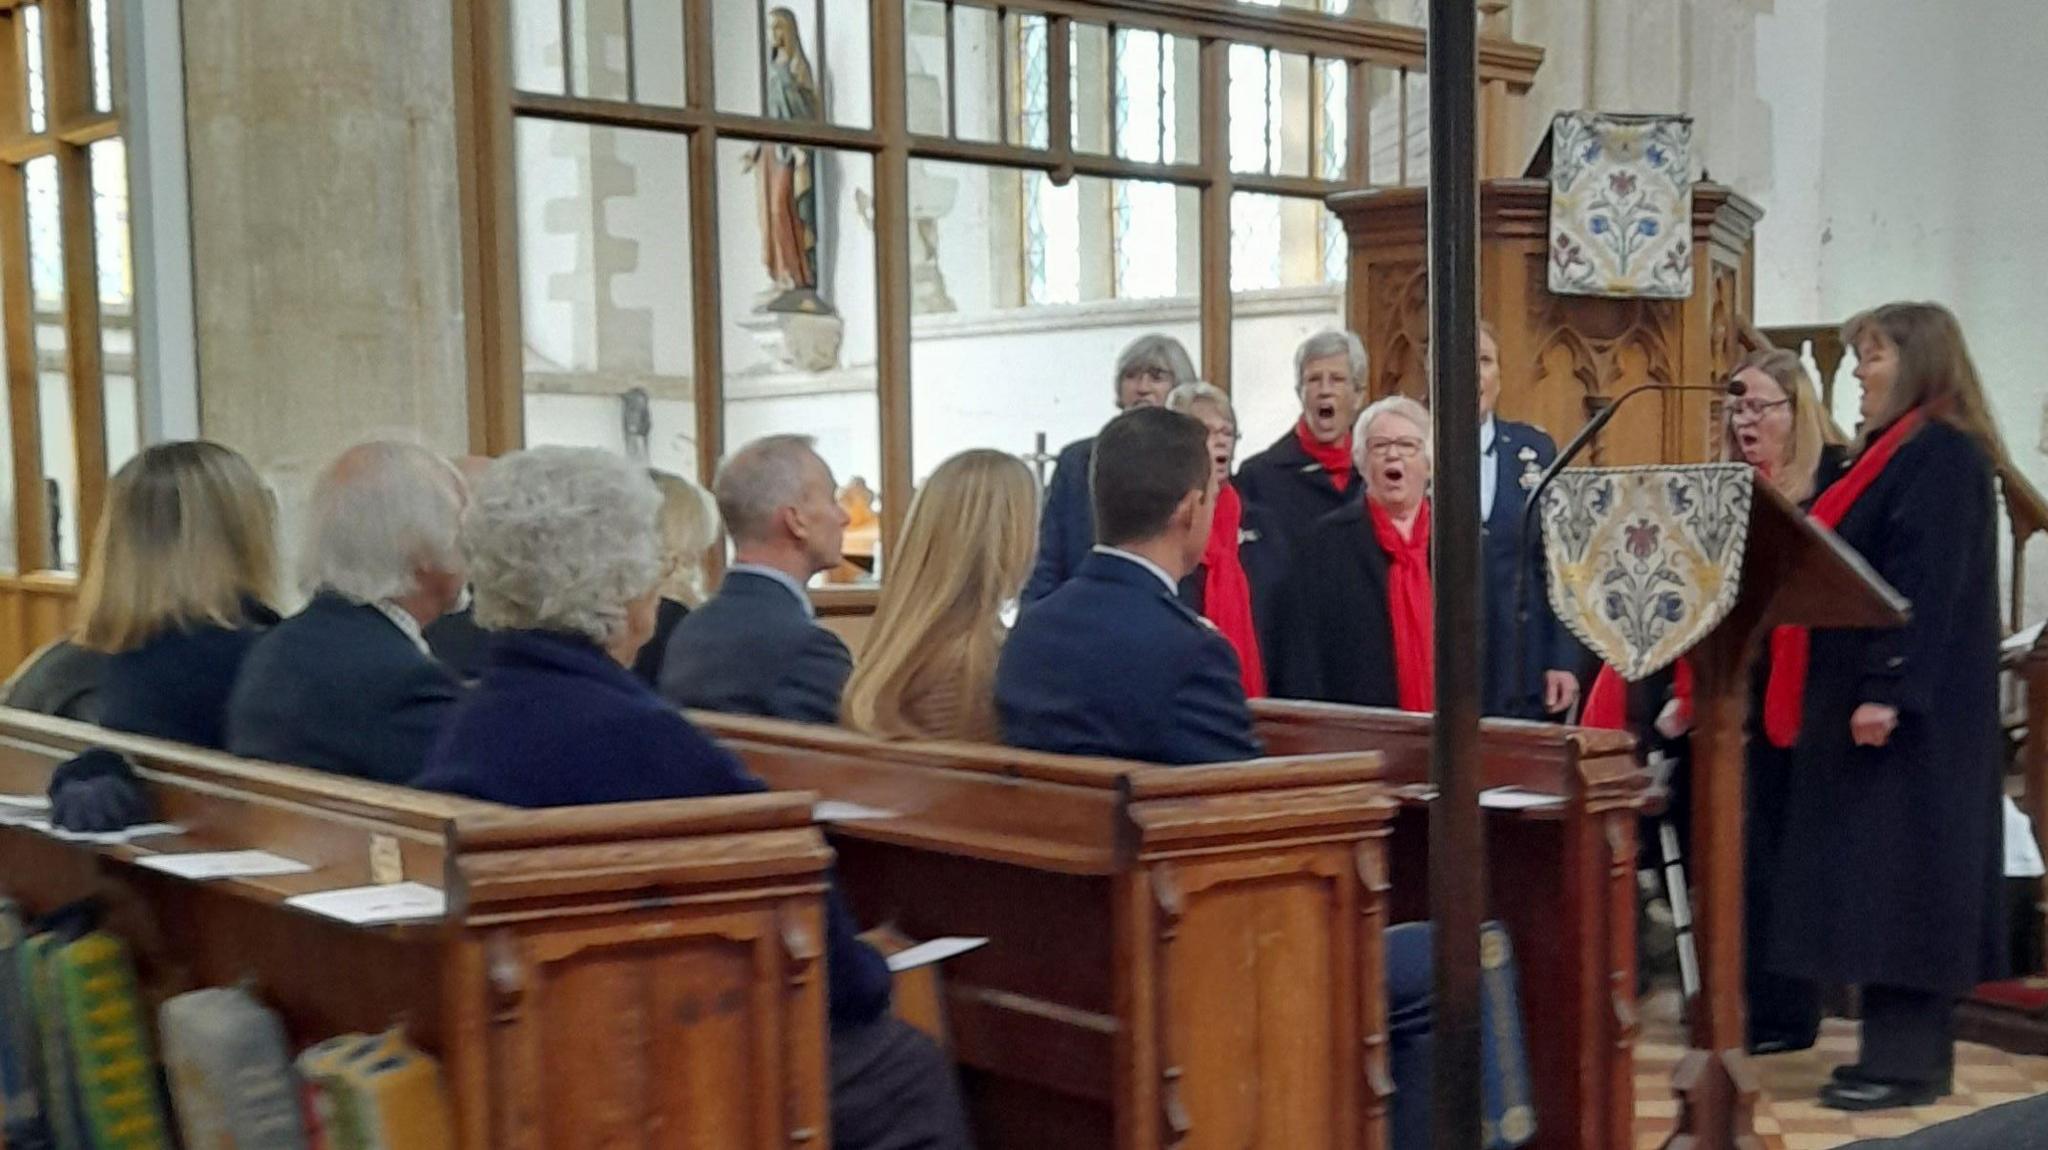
[1164,381,1236,427]
[1294,329,1368,391]
[301,441,467,603]
[1352,394,1433,472]
[462,446,663,646]
[1112,333,1198,399]
[715,434,823,546]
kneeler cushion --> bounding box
[0,899,52,1150]
[160,986,310,1149]
[1384,920,1536,1150]
[54,932,172,1149]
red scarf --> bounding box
[1295,419,1355,493]
[1370,497,1434,712]
[1761,408,1925,748]
[1584,659,1692,732]
[1202,483,1267,698]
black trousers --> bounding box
[831,1014,975,1150]
[1858,985,1955,1086]
[1744,751,1820,1048]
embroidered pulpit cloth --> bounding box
[1542,464,1755,681]
[1547,112,1694,299]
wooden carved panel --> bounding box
[1521,254,1682,467]
[1364,259,1429,402]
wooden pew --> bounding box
[1250,700,1648,1150]
[691,712,1397,1150]
[0,709,834,1150]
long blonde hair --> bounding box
[1842,302,2007,463]
[1724,348,1838,503]
[78,441,279,653]
[651,470,721,605]
[842,450,1038,741]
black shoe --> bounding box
[1818,1078,1947,1111]
[1830,1064,1953,1093]
[1748,1037,1815,1056]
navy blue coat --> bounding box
[1481,419,1583,718]
[998,551,1263,765]
[225,592,462,785]
[415,629,892,1031]
[98,600,280,750]
[658,571,852,724]
[1175,490,1290,669]
[1267,502,1401,708]
[1022,436,1097,606]
[1233,427,1361,553]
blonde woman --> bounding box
[77,441,281,749]
[1724,347,1848,504]
[633,470,722,687]
[843,449,1038,742]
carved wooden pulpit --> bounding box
[1539,465,1907,1150]
[1329,179,1763,466]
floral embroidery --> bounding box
[1548,112,1694,300]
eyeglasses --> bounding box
[1363,436,1425,459]
[1726,398,1791,421]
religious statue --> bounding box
[743,8,826,315]
[619,387,652,463]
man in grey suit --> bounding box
[659,434,853,723]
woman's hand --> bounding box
[1543,669,1581,714]
[1850,703,1898,747]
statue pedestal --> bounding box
[738,308,844,374]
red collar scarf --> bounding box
[1761,408,1926,748]
[1295,419,1355,493]
[1369,497,1434,713]
[1201,483,1266,698]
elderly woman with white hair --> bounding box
[1163,381,1287,696]
[1268,395,1436,710]
[1236,328,1368,546]
[1022,331,1198,604]
[226,440,467,783]
[414,447,971,1149]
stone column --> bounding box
[182,0,468,584]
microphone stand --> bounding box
[1509,381,1742,713]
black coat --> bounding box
[1175,490,1290,669]
[1768,420,2007,994]
[99,599,280,750]
[1267,502,1401,708]
[1022,436,1097,606]
[1234,426,1361,552]
[1480,419,1585,717]
[425,597,689,689]
[658,571,852,724]
[225,592,463,785]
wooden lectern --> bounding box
[1328,179,1763,466]
[1634,481,1906,1149]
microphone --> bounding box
[1509,378,1746,714]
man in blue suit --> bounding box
[1477,325,1583,719]
[1021,333,1196,606]
[659,434,854,724]
[227,442,468,784]
[999,405,1262,765]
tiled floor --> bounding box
[1631,991,2048,1149]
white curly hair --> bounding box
[462,446,664,645]
[1351,394,1434,473]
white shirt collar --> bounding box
[1092,545,1178,594]
[728,563,816,619]
[370,599,432,656]
[1480,414,1498,455]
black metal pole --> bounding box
[1426,2,1484,1148]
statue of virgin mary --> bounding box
[745,8,825,313]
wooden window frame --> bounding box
[0,0,125,578]
[453,0,1540,572]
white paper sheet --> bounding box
[885,936,988,972]
[2005,795,2045,879]
[137,850,313,880]
[0,792,50,811]
[815,800,897,823]
[1479,787,1564,812]
[285,882,446,926]
[42,821,184,845]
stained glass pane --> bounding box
[1113,180,1177,299]
[1017,15,1048,149]
[92,140,139,473]
[1231,193,1282,292]
[1112,29,1175,164]
[1227,44,1280,175]
[1317,58,1348,180]
[23,156,75,571]
[1025,172,1078,306]
[24,4,47,134]
[89,0,114,113]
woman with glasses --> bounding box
[1163,382,1286,697]
[1268,394,1436,710]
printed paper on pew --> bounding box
[137,850,314,881]
[0,793,50,825]
[885,936,988,973]
[815,800,898,823]
[286,882,446,926]
[42,821,184,845]
[1479,787,1564,812]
